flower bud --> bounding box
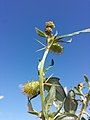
[46,21,55,28]
[44,27,52,36]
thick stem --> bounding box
[38,47,49,119]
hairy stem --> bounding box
[38,47,49,119]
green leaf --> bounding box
[35,27,47,37]
[68,90,75,99]
[56,28,90,39]
[75,92,84,96]
[44,84,56,119]
[84,75,89,83]
[44,59,54,74]
[51,59,54,66]
[44,77,59,91]
[74,86,80,93]
[81,117,86,120]
[88,82,90,89]
[64,90,78,114]
[44,77,66,101]
[74,85,84,96]
[66,39,72,43]
[54,30,58,37]
[56,84,66,101]
[55,38,72,44]
[84,75,90,89]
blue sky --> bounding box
[0,0,90,120]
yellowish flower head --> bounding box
[46,21,55,28]
[50,43,64,54]
[23,81,39,96]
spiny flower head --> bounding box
[23,81,39,96]
[50,43,64,54]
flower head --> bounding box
[44,27,52,36]
[50,43,64,54]
[46,21,55,28]
[23,81,39,96]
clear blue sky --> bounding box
[0,0,90,120]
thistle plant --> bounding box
[22,21,90,120]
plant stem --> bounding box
[38,47,49,119]
[78,97,89,120]
[78,101,85,120]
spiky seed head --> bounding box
[50,43,64,54]
[23,81,39,96]
[46,21,55,28]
